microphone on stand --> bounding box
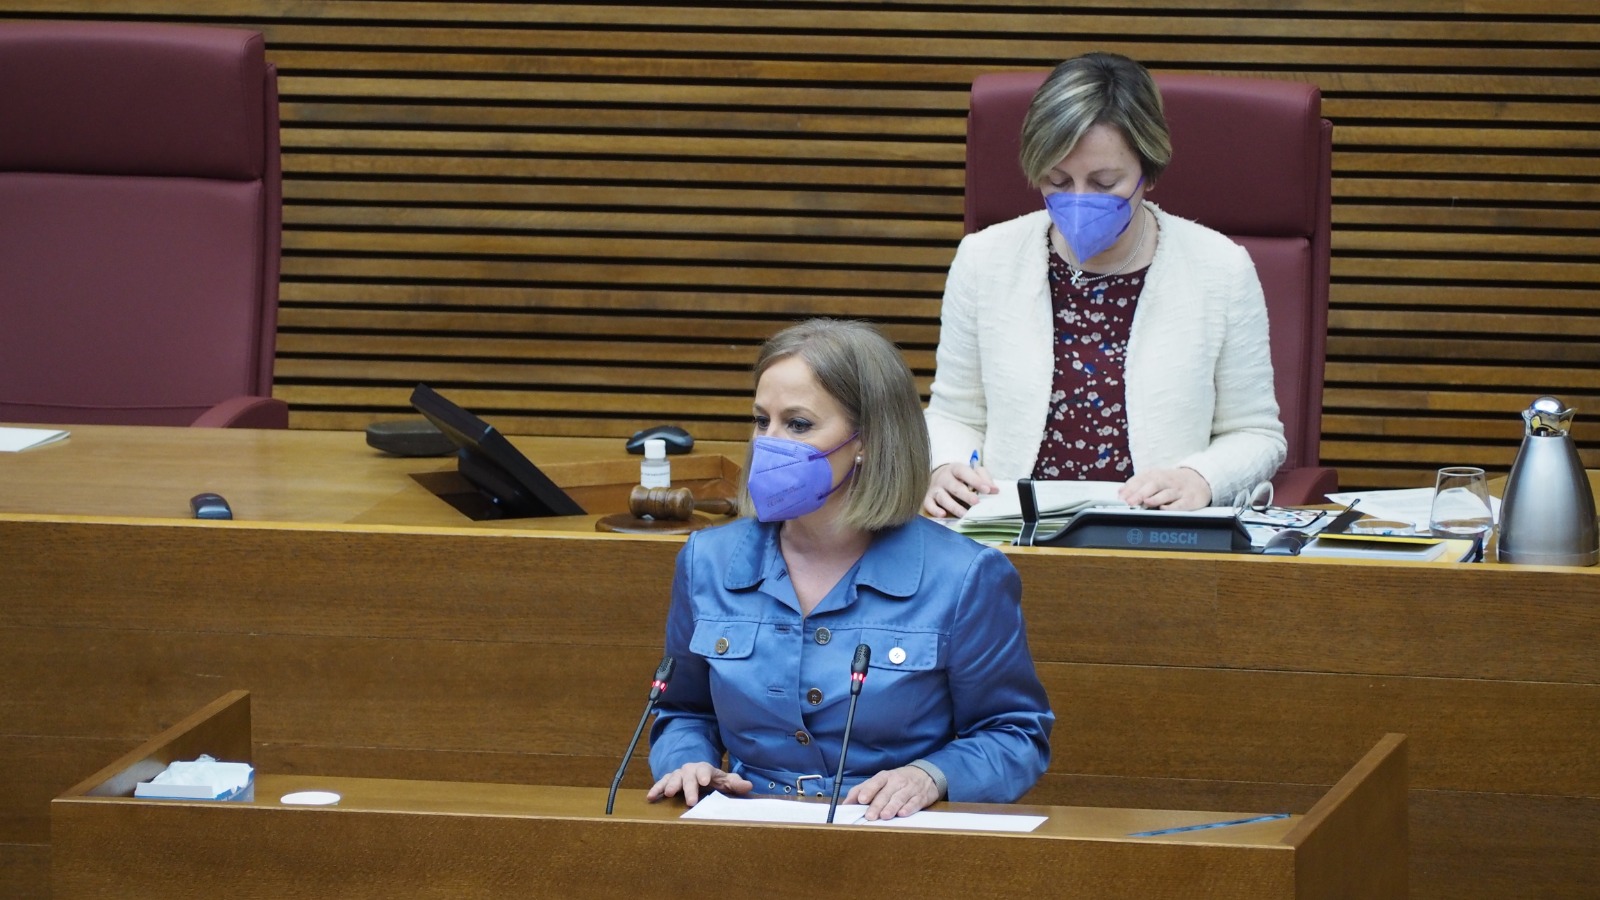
[606,655,675,815]
[826,643,871,823]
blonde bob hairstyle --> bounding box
[739,318,929,531]
[1019,52,1173,187]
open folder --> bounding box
[954,480,1124,542]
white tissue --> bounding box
[135,754,254,800]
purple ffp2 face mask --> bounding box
[746,433,858,522]
[1044,176,1144,263]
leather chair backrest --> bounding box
[964,71,1331,475]
[0,20,282,426]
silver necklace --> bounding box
[1065,206,1149,289]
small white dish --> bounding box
[279,790,341,806]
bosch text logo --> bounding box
[1148,530,1198,546]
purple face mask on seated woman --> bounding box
[1044,176,1143,263]
[746,433,858,521]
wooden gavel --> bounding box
[628,485,737,521]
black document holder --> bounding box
[1011,479,1255,553]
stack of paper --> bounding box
[953,480,1126,543]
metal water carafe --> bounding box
[1496,396,1598,566]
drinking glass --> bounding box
[1429,466,1493,538]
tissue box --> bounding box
[134,756,255,802]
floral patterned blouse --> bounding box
[1030,237,1150,481]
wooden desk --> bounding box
[51,692,1407,899]
[3,424,1596,899]
[0,423,745,527]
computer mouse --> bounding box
[626,424,694,455]
[190,492,233,520]
[1259,529,1309,556]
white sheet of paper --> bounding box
[1327,488,1500,531]
[679,791,1045,833]
[0,427,69,452]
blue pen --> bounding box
[1129,813,1290,837]
[969,450,981,469]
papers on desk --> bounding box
[953,479,1125,543]
[962,479,1126,522]
[951,480,1323,553]
[681,791,1046,833]
[1298,532,1480,562]
[0,426,68,452]
[1327,488,1501,534]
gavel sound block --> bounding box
[595,486,737,534]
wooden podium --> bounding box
[52,692,1407,899]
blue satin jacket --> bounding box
[648,516,1053,802]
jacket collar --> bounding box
[723,518,923,599]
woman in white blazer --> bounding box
[925,53,1286,515]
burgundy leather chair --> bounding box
[964,71,1337,504]
[0,21,287,428]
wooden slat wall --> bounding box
[4,1,1597,490]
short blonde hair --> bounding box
[1019,52,1172,186]
[740,318,929,531]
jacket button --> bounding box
[814,627,831,645]
[888,646,907,665]
[795,730,811,745]
[806,688,823,705]
[714,637,729,655]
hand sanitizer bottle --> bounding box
[640,438,671,488]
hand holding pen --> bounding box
[922,448,997,518]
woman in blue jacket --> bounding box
[647,318,1053,820]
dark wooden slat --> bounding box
[278,283,944,317]
[274,360,756,390]
[284,206,959,242]
[1327,337,1598,365]
[283,154,968,190]
[1334,151,1595,178]
[1329,284,1598,310]
[1334,206,1600,229]
[282,101,969,140]
[279,258,951,293]
[276,307,939,342]
[284,181,962,218]
[280,127,967,165]
[1325,363,1600,390]
[1329,310,1600,337]
[1331,257,1600,283]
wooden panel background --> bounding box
[3,0,1597,489]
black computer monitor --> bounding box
[409,383,585,519]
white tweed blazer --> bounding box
[924,205,1287,506]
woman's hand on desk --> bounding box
[924,463,997,518]
[645,762,752,807]
[1119,467,1212,511]
[845,765,941,820]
